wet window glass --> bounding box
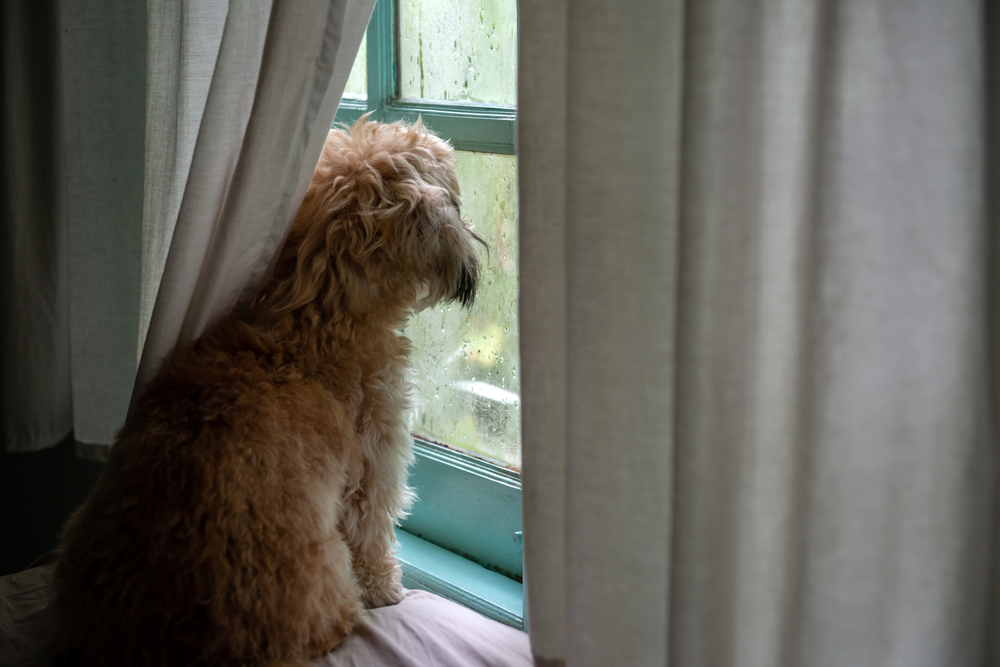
[398,0,517,105]
[343,32,367,98]
[404,152,519,466]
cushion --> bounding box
[0,558,531,667]
[0,558,56,667]
[319,589,531,667]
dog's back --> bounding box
[53,319,365,667]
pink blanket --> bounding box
[0,558,531,667]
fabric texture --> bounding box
[0,561,58,667]
[134,0,375,405]
[519,1,1000,666]
[1,0,145,452]
[0,1,72,452]
[60,0,146,448]
[139,0,228,361]
[0,562,530,667]
[519,0,681,665]
[1,0,373,450]
[319,589,531,667]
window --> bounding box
[335,0,522,627]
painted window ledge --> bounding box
[396,528,524,630]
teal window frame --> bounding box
[335,0,522,628]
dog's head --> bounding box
[261,118,483,326]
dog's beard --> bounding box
[453,255,478,309]
[451,227,485,309]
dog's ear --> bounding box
[406,187,482,308]
[257,198,333,314]
[252,120,482,319]
[291,156,417,314]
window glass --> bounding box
[343,32,367,98]
[398,0,517,105]
[405,151,519,466]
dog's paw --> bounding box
[360,561,403,609]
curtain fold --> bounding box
[61,0,146,448]
[520,1,999,665]
[520,0,684,664]
[1,0,145,452]
[518,0,568,660]
[0,1,73,451]
[134,0,374,406]
[2,0,372,451]
[139,0,228,362]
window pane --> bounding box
[343,32,367,98]
[405,151,519,466]
[398,0,517,105]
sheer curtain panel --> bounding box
[2,0,373,452]
[135,0,375,407]
[519,1,1000,666]
[1,0,145,453]
[1,0,72,451]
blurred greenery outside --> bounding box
[337,0,520,467]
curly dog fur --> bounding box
[52,119,482,667]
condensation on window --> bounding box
[398,0,517,106]
[404,151,519,466]
[343,32,367,98]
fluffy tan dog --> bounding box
[52,119,482,667]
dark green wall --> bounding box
[0,436,105,575]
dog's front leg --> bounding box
[343,486,405,609]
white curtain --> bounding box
[519,1,1000,666]
[135,0,375,405]
[1,0,372,452]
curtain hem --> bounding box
[2,425,73,454]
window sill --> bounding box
[396,528,524,630]
[402,438,523,581]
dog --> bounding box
[52,118,483,667]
